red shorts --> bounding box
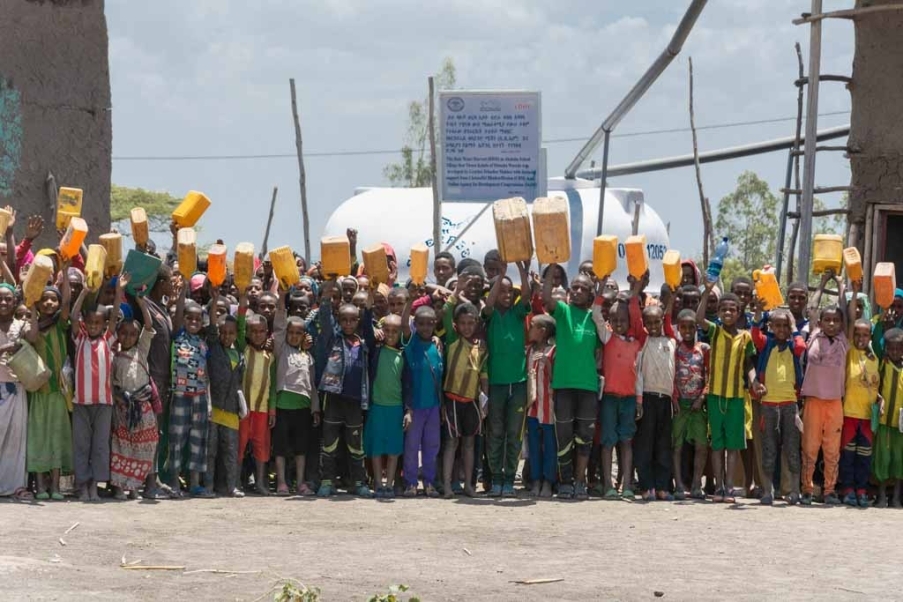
[239,411,271,463]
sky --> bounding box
[106,0,856,259]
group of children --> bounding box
[1,210,902,509]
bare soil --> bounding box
[1,492,899,601]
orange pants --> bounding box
[801,397,842,495]
[239,411,271,463]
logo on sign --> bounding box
[446,97,465,112]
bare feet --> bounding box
[463,485,476,498]
[113,487,127,501]
[539,481,553,498]
[78,485,90,502]
[88,482,101,502]
[528,482,540,498]
[256,484,270,496]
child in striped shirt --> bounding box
[441,302,488,498]
[697,281,756,503]
[525,314,556,498]
[71,273,126,502]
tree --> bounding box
[713,171,842,286]
[110,184,181,238]
[383,58,456,188]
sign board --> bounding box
[439,90,542,203]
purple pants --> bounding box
[404,406,440,487]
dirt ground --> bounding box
[2,491,901,601]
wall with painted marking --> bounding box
[0,0,111,246]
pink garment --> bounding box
[800,329,849,400]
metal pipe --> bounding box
[798,0,823,281]
[775,148,795,282]
[574,125,849,179]
[595,131,610,236]
[565,0,708,179]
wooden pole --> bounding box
[260,186,278,258]
[290,79,311,262]
[428,76,441,258]
[688,57,715,267]
[798,0,824,280]
[787,42,807,284]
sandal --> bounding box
[50,492,65,501]
[604,488,620,500]
[189,486,215,499]
[712,489,725,503]
[425,484,440,498]
[690,488,705,500]
[641,490,656,502]
[35,491,50,501]
[674,490,687,501]
[621,489,635,501]
[296,483,314,497]
[657,491,674,501]
[724,489,737,504]
[12,487,34,502]
[275,486,290,497]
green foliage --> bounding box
[273,581,320,602]
[713,171,844,287]
[383,58,456,188]
[367,584,420,602]
[110,184,181,235]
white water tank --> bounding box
[322,177,672,291]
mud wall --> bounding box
[0,0,111,246]
[849,0,903,234]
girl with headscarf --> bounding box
[27,278,74,500]
[0,281,40,501]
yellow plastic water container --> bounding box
[320,236,351,277]
[0,208,12,238]
[56,187,83,230]
[177,227,197,276]
[7,340,50,392]
[410,243,429,285]
[98,232,122,277]
[812,234,843,275]
[85,244,107,292]
[532,196,571,264]
[362,244,389,285]
[592,235,618,279]
[130,207,149,246]
[663,250,682,290]
[59,217,88,260]
[625,235,648,279]
[207,244,227,287]
[23,255,55,307]
[843,247,863,283]
[233,242,256,291]
[874,262,897,309]
[172,191,211,228]
[492,197,533,263]
[270,246,300,289]
[753,268,784,311]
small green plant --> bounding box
[273,581,321,602]
[367,584,420,602]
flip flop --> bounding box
[50,492,65,501]
[12,488,34,503]
[275,487,291,497]
[724,489,737,504]
[35,491,50,501]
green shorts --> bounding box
[707,395,746,451]
[600,394,637,448]
[672,399,708,448]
